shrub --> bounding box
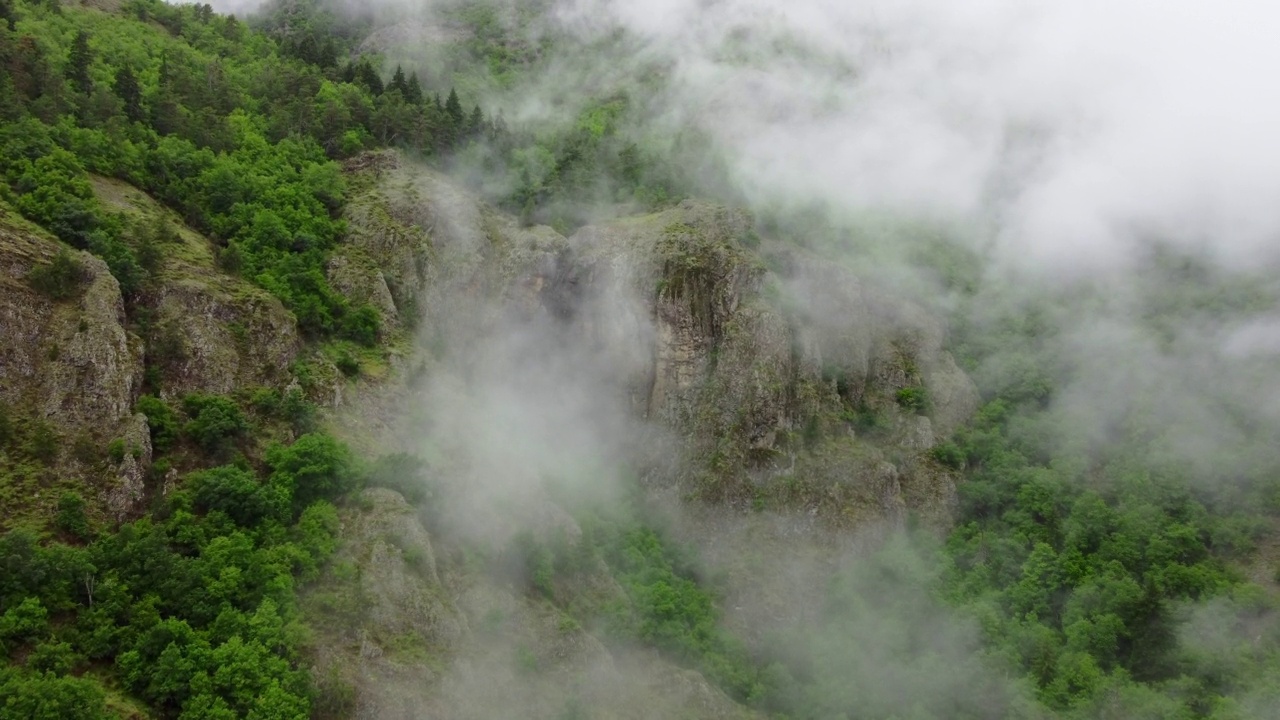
[72,434,99,464]
[266,432,356,514]
[366,453,431,505]
[280,389,317,435]
[182,394,248,456]
[930,442,965,470]
[107,438,126,463]
[0,403,11,448]
[334,349,359,378]
[147,321,188,369]
[24,421,59,463]
[311,666,356,720]
[895,386,931,414]
[0,597,49,649]
[135,395,179,453]
[189,465,287,525]
[55,492,91,541]
[337,304,379,346]
[249,387,281,416]
[27,249,86,300]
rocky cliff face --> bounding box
[306,488,761,720]
[91,177,303,401]
[295,152,980,719]
[555,200,977,521]
[0,210,148,523]
[340,155,976,529]
[0,219,144,434]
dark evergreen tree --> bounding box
[389,65,407,95]
[316,39,337,69]
[0,0,16,32]
[11,35,51,102]
[65,30,93,96]
[404,71,423,105]
[113,65,143,123]
[356,60,382,95]
[444,87,464,127]
[467,104,484,139]
[293,33,319,65]
[149,62,181,136]
[221,14,242,42]
[339,61,357,84]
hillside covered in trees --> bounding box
[1,0,1279,719]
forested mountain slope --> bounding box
[1,1,1279,719]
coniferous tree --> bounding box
[221,14,242,41]
[467,104,484,140]
[356,60,383,95]
[150,54,181,135]
[113,65,143,123]
[444,87,464,127]
[0,0,15,31]
[65,30,93,96]
[405,71,423,105]
[12,35,51,102]
[317,39,337,69]
[440,88,464,151]
[293,33,318,65]
[389,65,407,95]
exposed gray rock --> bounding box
[102,413,153,521]
[147,274,300,400]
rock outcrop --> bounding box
[306,151,981,720]
[0,211,151,522]
[0,219,144,435]
[340,153,977,524]
[306,488,763,720]
[555,200,977,521]
[90,176,303,400]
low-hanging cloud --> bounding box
[551,0,1280,273]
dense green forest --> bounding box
[0,0,471,715]
[0,0,504,339]
[1,0,1278,718]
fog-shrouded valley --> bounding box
[1,0,1278,718]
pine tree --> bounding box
[294,34,318,65]
[114,65,143,123]
[467,104,484,139]
[357,60,383,95]
[390,65,407,96]
[405,72,423,105]
[339,61,357,84]
[0,0,16,32]
[12,35,51,102]
[221,15,242,42]
[157,51,172,86]
[444,87,464,126]
[151,54,181,135]
[65,30,93,96]
[317,39,337,69]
